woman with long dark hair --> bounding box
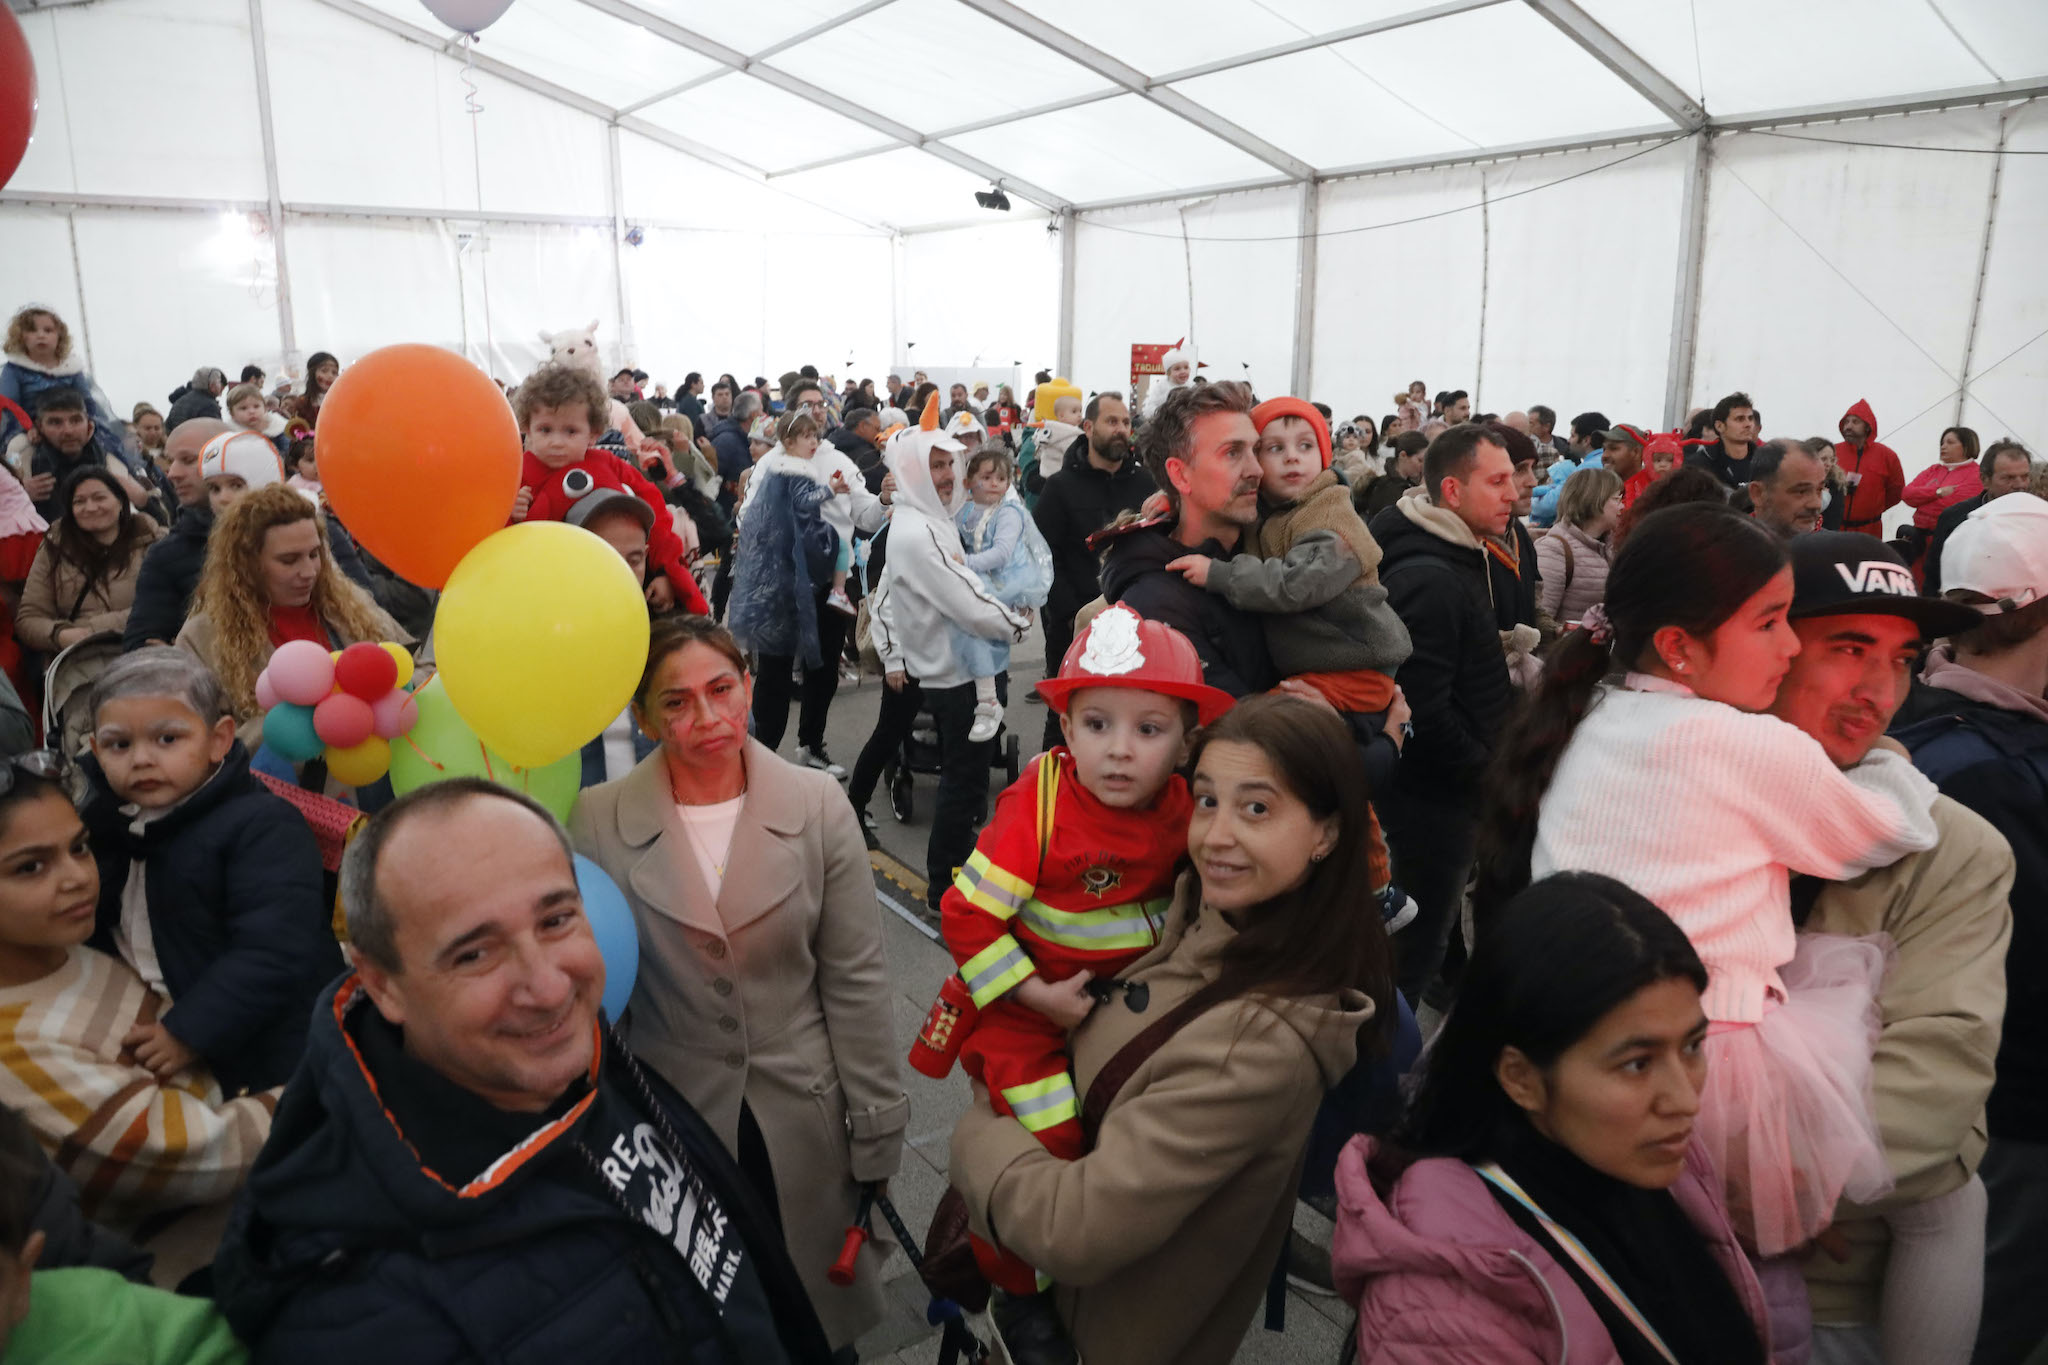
[949,694,1388,1365]
[290,352,339,427]
[1336,873,1775,1362]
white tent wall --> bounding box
[1957,99,2048,472]
[1071,187,1300,401]
[896,219,1059,380]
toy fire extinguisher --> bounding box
[907,974,978,1079]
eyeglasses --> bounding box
[0,750,69,797]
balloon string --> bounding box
[459,34,483,115]
[401,732,444,772]
[478,741,495,783]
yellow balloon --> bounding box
[434,522,651,768]
[326,736,391,788]
[380,642,415,692]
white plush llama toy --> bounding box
[538,320,660,461]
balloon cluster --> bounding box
[258,640,420,787]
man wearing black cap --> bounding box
[1769,532,2014,1365]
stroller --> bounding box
[42,630,124,779]
[884,698,1023,825]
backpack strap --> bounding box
[1557,530,1576,597]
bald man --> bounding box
[122,417,231,649]
[1500,410,1530,435]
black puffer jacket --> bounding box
[1369,496,1514,806]
[122,502,211,650]
[83,742,338,1094]
[1033,443,1155,628]
[1097,522,1276,698]
[214,979,833,1365]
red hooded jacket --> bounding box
[1832,399,1903,536]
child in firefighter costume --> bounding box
[918,604,1232,1363]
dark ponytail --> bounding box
[1473,502,1787,931]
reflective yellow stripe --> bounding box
[953,849,1032,921]
[958,933,1036,1007]
[1015,896,1170,954]
[1001,1073,1078,1133]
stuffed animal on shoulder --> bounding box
[539,320,660,461]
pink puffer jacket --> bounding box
[1333,1136,1807,1364]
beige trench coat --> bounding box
[951,874,1374,1365]
[569,741,910,1350]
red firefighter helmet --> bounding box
[1035,604,1235,725]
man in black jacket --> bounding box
[1033,392,1152,685]
[1096,383,1276,698]
[1368,423,1518,1003]
[123,417,227,649]
[1889,496,2048,1365]
[1924,439,2032,597]
[830,406,887,492]
[214,781,832,1365]
[1685,390,1761,491]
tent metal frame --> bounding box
[4,0,2042,400]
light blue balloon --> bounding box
[574,854,638,1021]
[263,702,325,763]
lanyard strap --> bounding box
[1476,1162,1681,1365]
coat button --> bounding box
[713,978,733,997]
[706,941,728,959]
[718,1016,740,1033]
[724,1051,744,1069]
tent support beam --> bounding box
[565,0,1070,211]
[607,123,631,360]
[1057,209,1077,380]
[246,0,296,357]
[1662,130,1711,430]
[1956,107,2014,424]
[1523,0,1705,130]
[950,0,1316,181]
[1717,76,2048,130]
[1289,183,1318,397]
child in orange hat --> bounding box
[1166,396,1413,924]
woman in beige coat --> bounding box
[17,466,164,751]
[571,615,909,1356]
[950,695,1387,1365]
[1533,465,1621,629]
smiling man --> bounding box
[1098,381,1277,699]
[214,781,833,1365]
[1767,534,2014,1365]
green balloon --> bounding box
[389,676,584,823]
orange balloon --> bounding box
[316,345,521,588]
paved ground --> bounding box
[771,627,1352,1365]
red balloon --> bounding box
[0,7,35,191]
[313,694,375,750]
[334,640,399,700]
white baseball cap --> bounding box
[199,430,283,489]
[1944,493,2048,612]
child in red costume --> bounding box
[936,604,1232,1361]
[511,364,709,615]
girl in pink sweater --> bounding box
[1477,505,1971,1351]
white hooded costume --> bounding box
[1141,345,1197,420]
[869,421,1027,690]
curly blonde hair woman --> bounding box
[177,485,404,747]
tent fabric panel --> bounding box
[616,0,873,57]
[761,233,896,384]
[1577,0,2015,116]
[763,0,1111,137]
[1071,187,1301,401]
[1691,109,2005,529]
[1012,0,1444,80]
[448,65,614,218]
[617,130,880,233]
[285,219,467,370]
[1310,169,1486,425]
[771,147,1015,232]
[449,222,620,382]
[432,0,723,106]
[1961,99,2048,459]
[68,210,285,415]
[8,0,268,202]
[898,218,1059,381]
[943,94,1276,205]
[0,211,89,365]
[633,72,897,173]
[265,0,462,210]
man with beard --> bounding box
[1032,393,1153,698]
[1747,438,1828,539]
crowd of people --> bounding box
[0,296,2040,1365]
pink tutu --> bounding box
[1695,931,1896,1256]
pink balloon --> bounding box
[270,640,337,707]
[255,670,280,711]
[370,689,421,740]
[313,694,375,750]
